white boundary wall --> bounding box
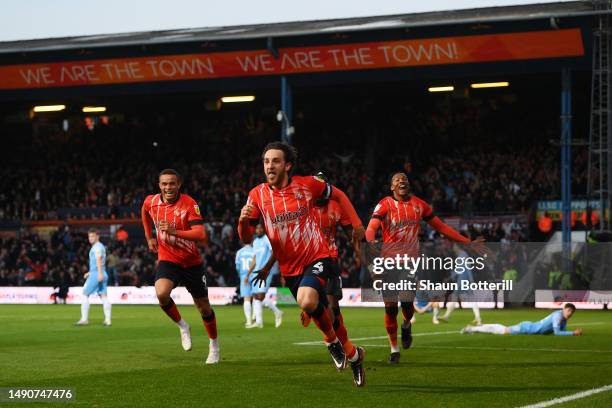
[0,286,507,307]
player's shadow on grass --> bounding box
[368,384,585,394]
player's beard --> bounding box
[267,169,286,188]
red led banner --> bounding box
[0,29,584,90]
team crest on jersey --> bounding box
[194,205,201,215]
[174,209,181,217]
[295,191,304,200]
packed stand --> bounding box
[0,91,581,287]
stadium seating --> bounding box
[0,100,586,287]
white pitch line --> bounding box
[353,330,461,341]
[357,344,389,348]
[294,323,607,346]
[293,330,459,346]
[295,341,612,353]
[324,344,612,353]
[414,345,612,353]
[518,384,612,408]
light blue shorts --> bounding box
[240,276,252,298]
[83,275,108,296]
[251,271,274,295]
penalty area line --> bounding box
[517,384,612,408]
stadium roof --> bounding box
[0,1,595,54]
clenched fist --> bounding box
[147,238,158,253]
[159,220,176,235]
[239,204,254,223]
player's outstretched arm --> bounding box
[160,221,206,242]
[365,218,381,242]
[554,327,577,336]
[428,217,489,255]
[552,315,578,336]
[330,187,363,229]
[329,186,365,246]
[427,217,471,243]
[141,205,157,253]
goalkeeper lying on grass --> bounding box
[462,303,582,336]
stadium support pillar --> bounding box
[561,68,573,273]
[280,76,293,144]
[587,1,612,231]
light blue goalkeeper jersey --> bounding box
[509,310,573,336]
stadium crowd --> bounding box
[0,92,584,287]
[0,228,156,288]
[0,94,590,224]
[0,220,527,289]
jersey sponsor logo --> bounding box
[390,219,420,229]
[194,205,201,215]
[270,206,308,225]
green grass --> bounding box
[0,305,611,407]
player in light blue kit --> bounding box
[462,303,582,336]
[236,242,255,327]
[410,293,441,325]
[76,228,112,326]
[245,224,283,328]
[440,243,481,325]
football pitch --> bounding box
[1,305,611,407]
